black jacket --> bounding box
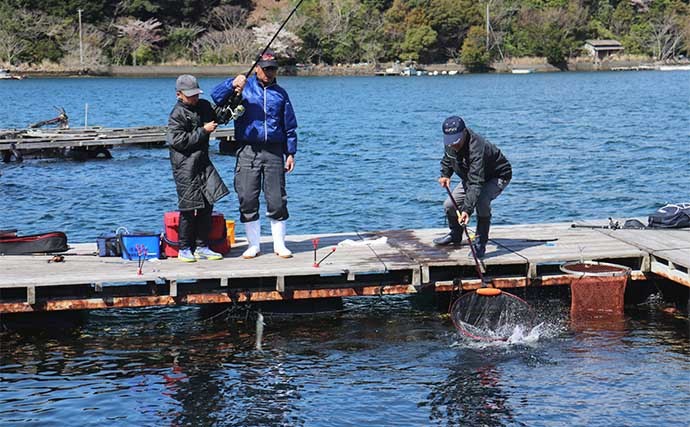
[167,99,229,211]
[440,129,512,215]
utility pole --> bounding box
[486,2,490,51]
[78,9,83,66]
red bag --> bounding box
[161,211,229,257]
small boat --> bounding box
[511,68,534,74]
[400,66,416,76]
[658,64,690,71]
[0,69,25,80]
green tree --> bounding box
[460,25,490,71]
[512,4,587,68]
[400,24,437,62]
[162,25,203,62]
[428,0,481,62]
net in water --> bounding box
[450,290,535,341]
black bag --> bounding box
[0,231,69,255]
[97,232,122,257]
[648,203,690,229]
[622,219,647,229]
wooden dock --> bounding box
[0,126,235,162]
[0,221,688,314]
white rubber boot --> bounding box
[271,219,293,258]
[242,220,261,259]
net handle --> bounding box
[443,184,488,285]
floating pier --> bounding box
[0,221,688,314]
[0,126,235,162]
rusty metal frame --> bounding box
[0,270,653,314]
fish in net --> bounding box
[450,289,535,341]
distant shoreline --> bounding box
[11,57,687,78]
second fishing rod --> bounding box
[216,0,306,124]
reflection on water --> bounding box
[427,355,515,427]
[1,295,688,426]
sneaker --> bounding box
[178,248,197,263]
[194,246,223,260]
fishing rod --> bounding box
[217,0,306,124]
[570,218,620,230]
[443,184,490,287]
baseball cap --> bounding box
[442,116,466,145]
[257,49,279,68]
[176,74,203,96]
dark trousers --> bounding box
[179,199,213,250]
[234,143,289,223]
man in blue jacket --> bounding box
[227,50,298,259]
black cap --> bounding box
[257,49,278,68]
[442,116,466,145]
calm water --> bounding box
[1,72,689,426]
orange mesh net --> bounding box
[561,262,629,319]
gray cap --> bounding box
[176,74,203,96]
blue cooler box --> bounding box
[120,233,161,260]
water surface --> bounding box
[1,71,689,426]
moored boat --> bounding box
[0,69,25,80]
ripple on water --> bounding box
[1,73,690,426]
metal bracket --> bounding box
[347,270,355,281]
[641,254,651,272]
[527,263,538,279]
[412,267,421,287]
[92,282,103,293]
[27,286,35,305]
[169,280,178,297]
[220,277,229,287]
[276,276,285,293]
[421,264,430,284]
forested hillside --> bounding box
[1,0,688,70]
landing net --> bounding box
[450,290,535,341]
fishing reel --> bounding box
[216,93,245,124]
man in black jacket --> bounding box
[167,74,230,262]
[433,116,512,258]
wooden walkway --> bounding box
[0,221,688,313]
[0,126,234,161]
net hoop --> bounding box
[476,288,502,297]
[560,261,631,277]
[450,290,534,342]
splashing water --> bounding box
[450,291,536,341]
[450,320,570,349]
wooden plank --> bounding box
[0,223,686,295]
[377,228,527,267]
[487,222,644,264]
[598,229,690,253]
[0,127,234,151]
[652,248,690,269]
[0,231,398,289]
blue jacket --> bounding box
[213,75,298,155]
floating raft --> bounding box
[0,126,235,161]
[0,221,688,313]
